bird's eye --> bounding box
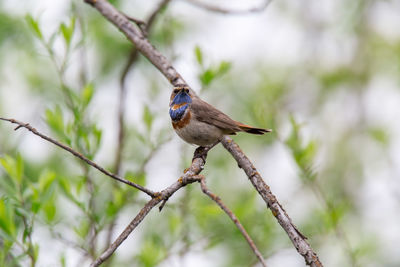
[173,89,179,94]
[185,89,189,94]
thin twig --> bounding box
[0,118,156,197]
[199,176,267,267]
[121,12,147,35]
[147,0,171,28]
[183,0,272,14]
[83,1,323,266]
[90,145,213,267]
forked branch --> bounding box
[82,1,323,266]
[90,147,213,266]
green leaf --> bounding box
[58,177,71,196]
[25,15,43,40]
[59,17,75,47]
[81,83,94,107]
[33,244,40,263]
[143,105,154,132]
[0,154,24,185]
[15,154,24,184]
[285,115,317,181]
[216,61,231,76]
[29,184,41,214]
[58,177,85,210]
[33,170,57,212]
[296,141,316,169]
[368,127,389,146]
[31,201,41,214]
[199,69,215,87]
[199,61,231,87]
[60,253,67,267]
[43,201,56,223]
[73,219,90,239]
[45,105,65,137]
[194,45,203,66]
[38,170,56,193]
[0,198,16,240]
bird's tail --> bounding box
[237,122,272,135]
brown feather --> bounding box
[236,123,272,135]
[190,97,242,134]
[190,96,271,135]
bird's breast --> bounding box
[169,103,189,121]
[172,108,191,129]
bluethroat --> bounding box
[169,84,271,147]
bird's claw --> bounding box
[193,146,207,162]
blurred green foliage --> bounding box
[1,0,399,267]
[195,45,232,88]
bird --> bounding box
[169,84,271,147]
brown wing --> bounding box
[190,97,242,134]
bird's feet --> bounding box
[193,146,208,162]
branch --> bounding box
[84,0,185,86]
[83,1,322,266]
[90,145,212,267]
[183,0,273,15]
[221,136,323,267]
[0,118,155,197]
[199,176,267,267]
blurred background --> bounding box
[1,0,400,266]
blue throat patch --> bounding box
[169,91,192,121]
[169,104,188,121]
[172,91,192,105]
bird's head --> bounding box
[169,84,193,121]
[170,84,192,107]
